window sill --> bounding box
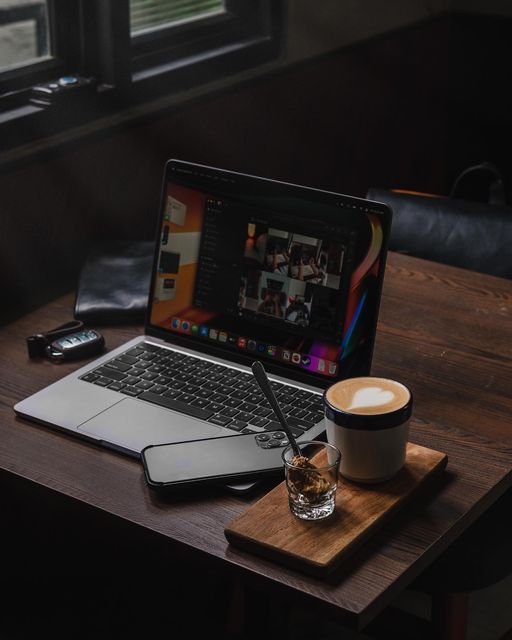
[0,47,285,172]
[0,102,42,125]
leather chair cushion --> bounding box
[366,188,512,279]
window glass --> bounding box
[0,0,50,73]
[130,0,225,36]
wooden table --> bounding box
[1,252,511,633]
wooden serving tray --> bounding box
[225,442,448,576]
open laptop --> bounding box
[14,159,392,487]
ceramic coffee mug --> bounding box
[324,376,413,483]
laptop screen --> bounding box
[148,160,390,383]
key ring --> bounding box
[26,320,86,359]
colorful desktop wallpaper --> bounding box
[151,183,214,327]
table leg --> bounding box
[226,577,246,637]
[431,592,469,640]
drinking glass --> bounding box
[282,441,341,521]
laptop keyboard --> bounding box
[79,342,324,440]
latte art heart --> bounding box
[347,387,395,410]
[325,376,411,416]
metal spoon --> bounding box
[251,360,302,458]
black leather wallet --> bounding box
[74,241,154,324]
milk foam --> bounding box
[326,377,410,415]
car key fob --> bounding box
[45,329,105,361]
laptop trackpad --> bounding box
[78,398,223,454]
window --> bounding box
[0,0,284,151]
[127,0,283,90]
[0,0,50,73]
[0,0,81,96]
[130,0,225,35]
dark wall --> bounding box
[1,13,511,325]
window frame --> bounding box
[0,0,82,95]
[0,0,284,154]
[89,0,284,96]
[131,1,265,65]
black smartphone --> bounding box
[141,433,286,492]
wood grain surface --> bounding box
[225,443,448,576]
[1,252,511,630]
